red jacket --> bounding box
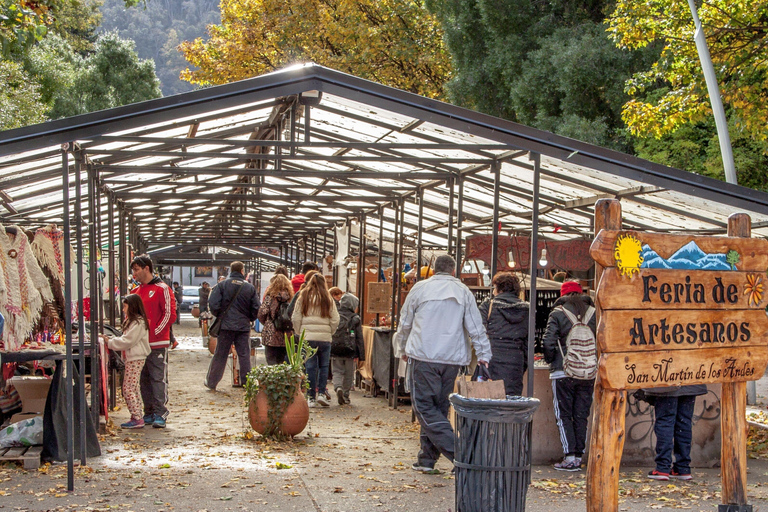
[291,273,305,293]
[131,277,176,349]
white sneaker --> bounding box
[308,398,317,408]
[316,395,330,407]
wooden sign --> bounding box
[599,346,768,389]
[587,205,760,512]
[591,230,768,271]
[597,309,768,352]
[366,282,391,314]
[597,268,767,310]
[591,230,768,389]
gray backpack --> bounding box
[556,305,597,380]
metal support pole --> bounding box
[96,181,104,335]
[490,162,501,279]
[456,175,464,276]
[88,164,101,431]
[389,200,400,409]
[74,156,87,465]
[61,145,75,491]
[447,177,454,254]
[332,230,338,285]
[526,153,541,399]
[290,105,296,157]
[686,0,736,184]
[118,205,127,322]
[416,190,423,283]
[322,230,327,269]
[526,152,541,483]
[346,219,352,291]
[107,194,115,327]
[377,207,384,326]
[304,105,311,144]
[359,215,366,313]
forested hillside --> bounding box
[99,0,220,96]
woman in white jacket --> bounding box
[102,294,151,428]
[291,271,340,407]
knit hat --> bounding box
[560,281,583,296]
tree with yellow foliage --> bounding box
[609,0,768,141]
[179,0,450,99]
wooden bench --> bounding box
[0,445,42,469]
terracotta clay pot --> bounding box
[208,336,217,354]
[248,385,309,437]
[191,306,200,318]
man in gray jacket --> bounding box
[393,255,492,473]
[204,261,260,390]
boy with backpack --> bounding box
[543,280,597,471]
[331,292,365,405]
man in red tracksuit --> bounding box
[130,254,175,428]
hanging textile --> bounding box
[0,226,54,351]
[31,224,74,286]
[335,223,349,292]
[30,225,74,328]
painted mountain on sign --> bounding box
[640,241,731,270]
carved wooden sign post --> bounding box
[586,200,766,512]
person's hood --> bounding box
[291,274,305,286]
[339,293,359,313]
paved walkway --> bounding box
[2,315,768,511]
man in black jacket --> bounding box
[204,261,260,390]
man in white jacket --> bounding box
[393,255,492,473]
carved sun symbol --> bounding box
[614,234,644,277]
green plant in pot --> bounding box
[244,330,317,438]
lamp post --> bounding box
[686,0,737,184]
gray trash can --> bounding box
[450,394,540,512]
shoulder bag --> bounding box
[208,281,244,337]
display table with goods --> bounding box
[1,348,101,463]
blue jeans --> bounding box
[653,394,696,474]
[305,341,331,399]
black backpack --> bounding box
[331,314,357,357]
[273,301,293,332]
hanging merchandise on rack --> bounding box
[30,224,76,338]
[0,225,54,351]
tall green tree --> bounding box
[178,0,450,99]
[425,0,658,151]
[0,60,48,129]
[99,0,220,96]
[609,0,768,142]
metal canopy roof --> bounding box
[2,62,768,256]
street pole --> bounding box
[686,0,737,184]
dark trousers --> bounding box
[553,377,595,457]
[141,348,168,419]
[488,342,525,396]
[265,345,288,365]
[653,395,696,474]
[205,330,251,389]
[304,341,331,399]
[411,359,460,467]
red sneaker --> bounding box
[670,470,692,480]
[647,469,670,481]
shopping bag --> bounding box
[208,316,222,337]
[456,365,506,399]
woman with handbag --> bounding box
[291,271,340,407]
[477,272,530,396]
[257,274,294,365]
